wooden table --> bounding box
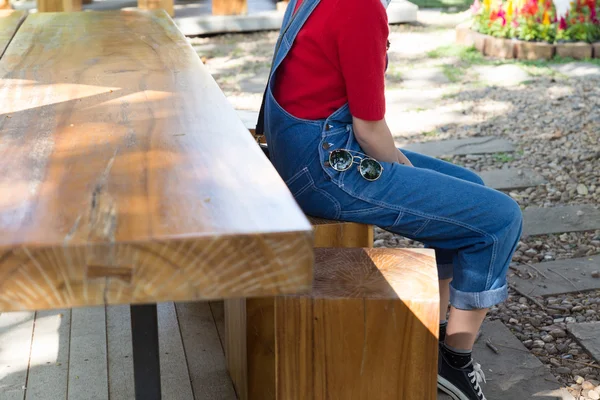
[0,10,313,399]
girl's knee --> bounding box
[463,169,485,186]
[498,197,523,240]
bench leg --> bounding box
[225,222,373,400]
[276,297,439,399]
[62,0,82,12]
[131,304,162,400]
[37,0,81,12]
[212,0,247,15]
[138,0,174,17]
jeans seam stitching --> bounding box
[312,185,342,219]
[285,167,310,186]
[293,183,312,198]
[341,207,381,216]
[485,233,500,291]
[413,218,431,236]
[306,169,342,219]
[266,85,323,127]
[346,192,489,237]
[391,211,404,227]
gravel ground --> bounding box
[193,17,600,394]
[440,79,600,208]
[492,289,600,393]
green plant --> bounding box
[427,44,486,64]
[493,152,516,162]
[442,65,464,82]
[470,0,600,43]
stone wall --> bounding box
[457,23,600,60]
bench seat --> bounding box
[225,247,439,400]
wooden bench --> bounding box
[225,247,439,400]
[0,10,315,399]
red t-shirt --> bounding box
[273,0,389,121]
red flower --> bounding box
[497,8,507,25]
[521,0,539,16]
[589,0,598,22]
[559,17,568,29]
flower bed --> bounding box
[459,0,600,59]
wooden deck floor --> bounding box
[0,302,237,400]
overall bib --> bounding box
[262,0,523,310]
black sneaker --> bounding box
[438,347,487,400]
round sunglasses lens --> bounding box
[359,159,382,181]
[329,150,353,171]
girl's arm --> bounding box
[352,116,413,166]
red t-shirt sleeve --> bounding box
[334,0,389,121]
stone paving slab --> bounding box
[236,109,258,131]
[439,320,565,399]
[479,168,547,191]
[389,107,476,137]
[522,205,600,237]
[385,88,447,110]
[550,62,600,78]
[403,136,516,157]
[400,67,451,88]
[510,256,600,297]
[474,65,532,87]
[387,0,418,24]
[239,68,269,94]
[567,322,600,362]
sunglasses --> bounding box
[328,149,384,181]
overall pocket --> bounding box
[285,167,341,220]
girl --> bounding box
[257,0,523,398]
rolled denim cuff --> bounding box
[437,263,454,280]
[449,284,508,310]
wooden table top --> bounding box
[0,10,313,312]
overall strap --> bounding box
[255,0,321,136]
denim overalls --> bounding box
[263,0,523,310]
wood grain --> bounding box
[276,248,439,400]
[310,218,374,249]
[0,11,313,312]
[225,221,373,400]
[212,0,247,15]
[61,0,82,13]
[0,11,26,58]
